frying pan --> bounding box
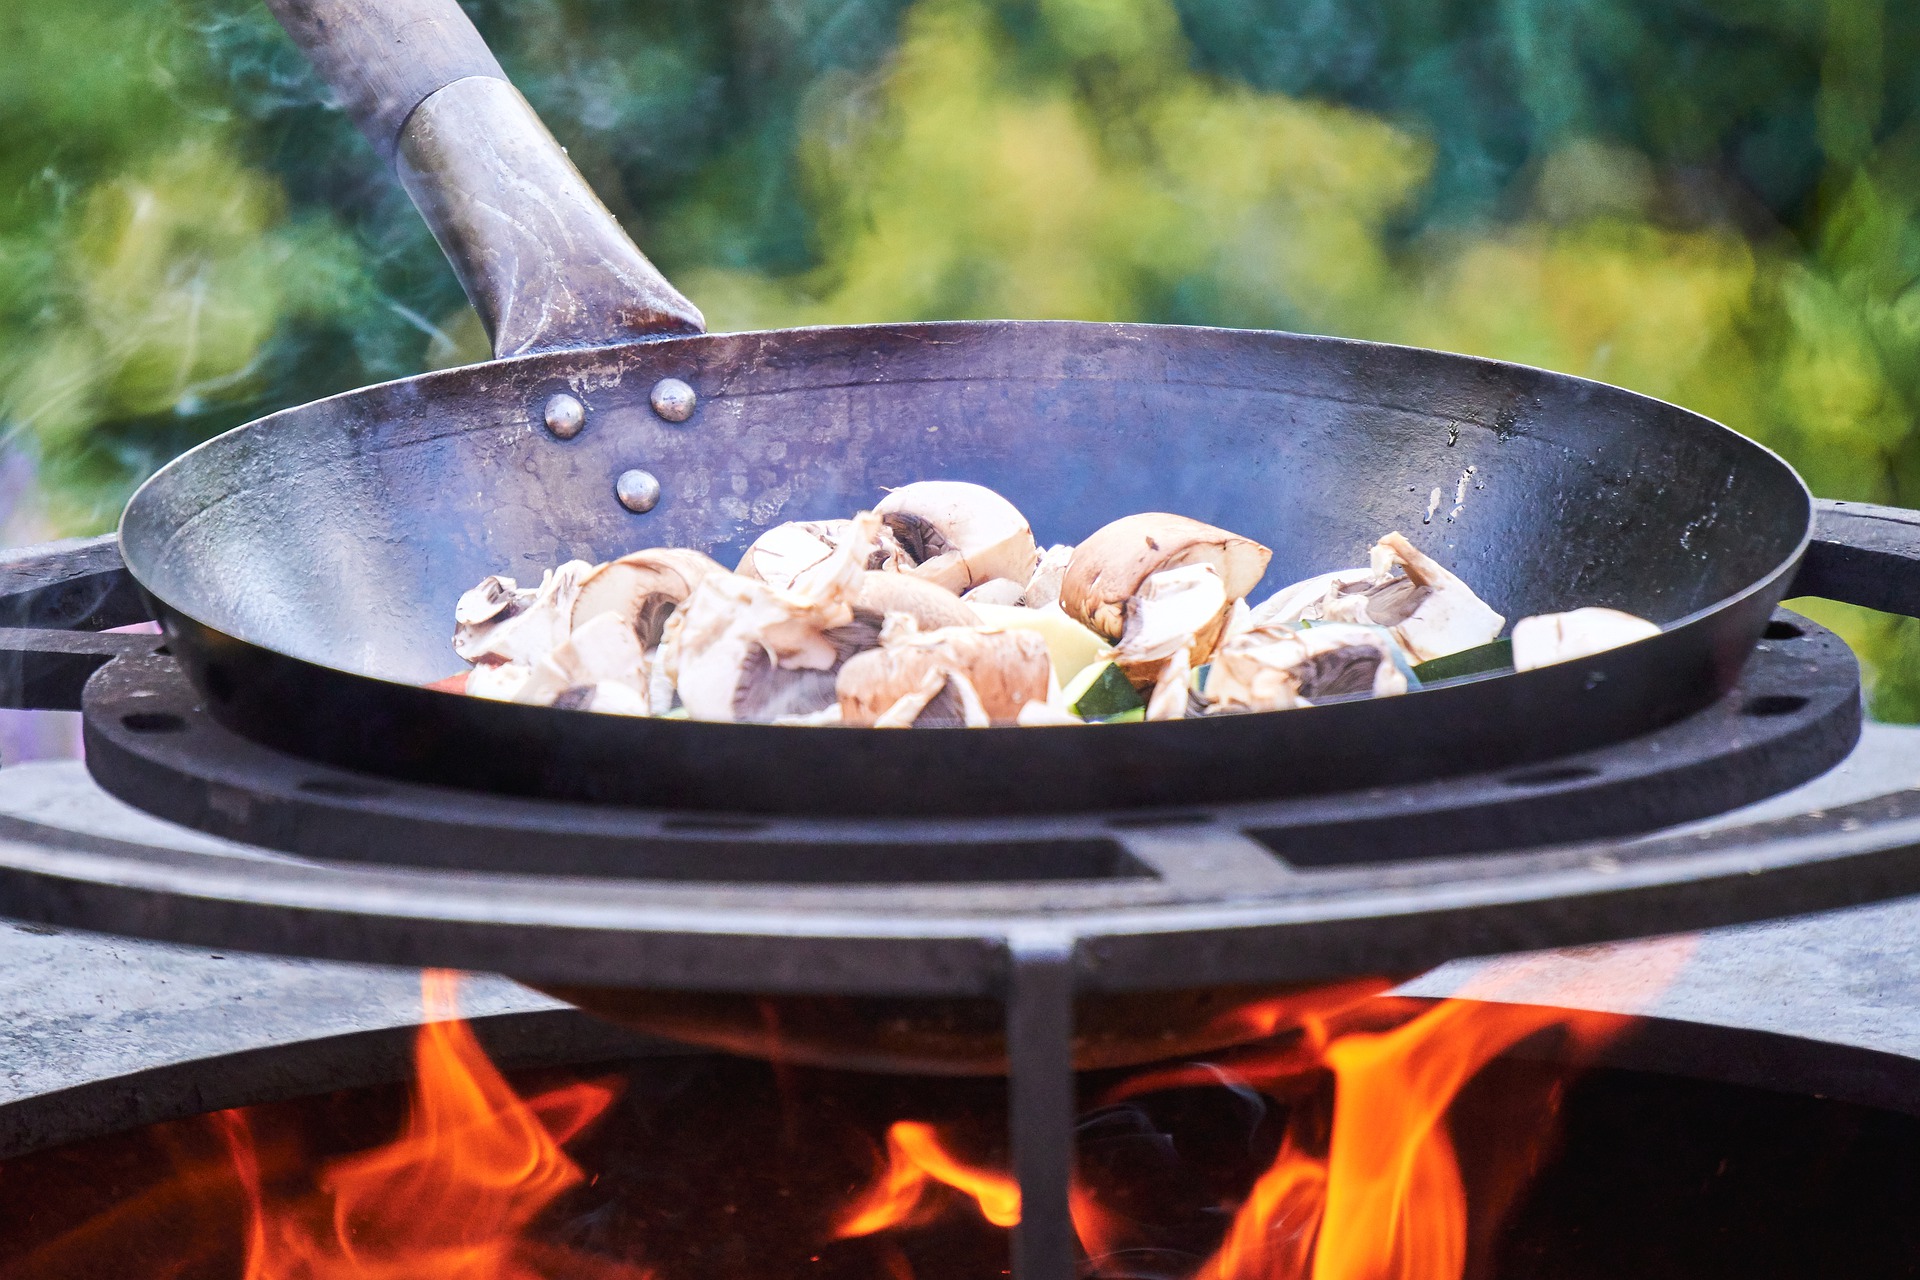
[118,0,1817,824]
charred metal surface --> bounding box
[0,629,162,713]
[1006,934,1080,1280]
[70,610,1858,879]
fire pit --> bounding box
[4,940,1920,1280]
[9,0,1920,1270]
[9,527,1920,1278]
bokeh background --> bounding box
[3,0,1919,734]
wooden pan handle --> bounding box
[261,0,704,355]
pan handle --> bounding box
[1793,499,1920,616]
[261,0,703,356]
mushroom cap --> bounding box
[1060,514,1272,639]
[874,481,1039,593]
[837,626,1052,726]
[736,521,850,590]
[1512,607,1660,671]
[572,548,726,647]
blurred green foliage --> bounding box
[4,0,1920,713]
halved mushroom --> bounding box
[572,548,726,648]
[962,578,1027,607]
[454,560,594,666]
[1108,563,1232,689]
[737,520,908,590]
[1511,607,1660,671]
[1202,621,1409,714]
[1250,533,1502,664]
[665,517,884,723]
[511,610,651,707]
[837,624,1052,726]
[1145,648,1193,721]
[1021,544,1075,609]
[1060,514,1271,640]
[873,481,1039,594]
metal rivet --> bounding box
[543,393,586,439]
[649,377,696,423]
[616,469,662,513]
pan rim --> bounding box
[116,317,1814,734]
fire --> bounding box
[835,1121,1023,1236]
[215,969,644,1280]
[836,987,1643,1280]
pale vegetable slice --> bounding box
[874,481,1039,594]
[968,602,1107,685]
[1511,607,1660,671]
[1017,700,1083,726]
[1061,513,1271,639]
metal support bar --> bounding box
[1006,930,1078,1280]
[0,629,158,713]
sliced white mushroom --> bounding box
[454,560,594,666]
[854,571,982,631]
[962,578,1027,607]
[558,682,651,716]
[466,662,533,702]
[736,520,909,591]
[1021,544,1075,609]
[1202,621,1409,714]
[455,575,531,628]
[1061,514,1271,640]
[663,518,886,723]
[873,481,1039,594]
[572,548,725,648]
[1145,648,1193,721]
[1108,563,1231,689]
[1249,533,1502,664]
[1511,607,1660,671]
[837,625,1052,726]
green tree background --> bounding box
[5,0,1920,713]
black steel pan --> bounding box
[120,0,1814,820]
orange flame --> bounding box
[834,1121,1023,1237]
[216,970,644,1280]
[838,987,1644,1280]
[1195,998,1624,1280]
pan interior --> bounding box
[122,321,1808,688]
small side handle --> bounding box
[1792,499,1920,618]
[0,536,148,631]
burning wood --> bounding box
[441,482,1659,724]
